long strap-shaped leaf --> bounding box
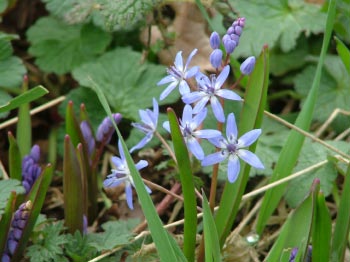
[255,0,337,234]
[215,46,269,246]
[90,78,187,262]
[168,108,197,262]
[264,179,320,261]
[331,163,350,261]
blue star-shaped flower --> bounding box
[157,49,199,100]
[202,113,264,183]
[182,65,241,123]
[163,105,221,160]
[130,98,159,152]
[103,141,151,209]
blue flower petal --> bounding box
[157,75,175,85]
[216,89,241,101]
[194,129,221,139]
[130,133,153,152]
[215,65,230,89]
[163,121,170,133]
[182,91,202,104]
[118,140,126,161]
[179,80,190,95]
[192,96,210,114]
[226,113,238,141]
[160,81,178,100]
[238,129,261,147]
[202,151,227,166]
[174,51,184,71]
[208,136,226,148]
[238,149,264,169]
[125,183,134,209]
[227,156,240,183]
[186,138,204,160]
[185,66,199,78]
[211,96,225,123]
[185,49,198,69]
[182,104,193,124]
[135,160,148,170]
[111,156,123,168]
[191,108,207,128]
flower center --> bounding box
[227,143,238,154]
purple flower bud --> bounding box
[234,25,243,36]
[209,32,220,49]
[13,228,22,240]
[240,56,256,75]
[237,17,246,27]
[223,38,236,54]
[226,26,235,35]
[210,49,223,69]
[2,253,10,262]
[22,145,42,193]
[30,145,40,162]
[80,121,96,156]
[96,113,122,143]
[230,34,240,44]
[8,239,17,254]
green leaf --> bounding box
[88,219,139,251]
[202,192,221,262]
[11,164,54,261]
[168,108,197,262]
[65,231,98,261]
[89,77,187,262]
[229,0,327,57]
[0,91,12,118]
[265,179,319,262]
[26,221,69,262]
[0,191,16,254]
[0,33,26,88]
[294,56,350,131]
[27,16,111,74]
[0,179,25,215]
[17,77,31,155]
[255,0,337,235]
[0,85,48,113]
[63,136,84,234]
[0,56,26,88]
[312,191,331,262]
[215,45,269,247]
[331,163,350,262]
[8,132,22,181]
[42,0,156,31]
[334,36,350,72]
[72,47,179,121]
[284,140,348,207]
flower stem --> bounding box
[155,131,177,164]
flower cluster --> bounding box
[22,145,42,193]
[2,201,32,262]
[103,17,264,209]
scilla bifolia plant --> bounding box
[98,17,267,261]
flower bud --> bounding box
[240,56,256,75]
[96,113,122,143]
[209,49,223,69]
[209,31,220,49]
[80,121,95,156]
[223,37,236,54]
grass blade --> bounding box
[265,179,319,261]
[202,191,221,262]
[331,163,350,262]
[168,108,197,262]
[214,45,269,246]
[89,77,187,262]
[313,191,331,262]
[255,0,338,234]
[0,85,48,113]
[334,36,350,72]
[8,132,22,181]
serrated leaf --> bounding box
[294,56,350,131]
[72,47,179,120]
[229,0,327,57]
[0,56,26,88]
[42,0,156,31]
[285,140,348,207]
[26,221,69,262]
[88,219,139,251]
[0,179,25,215]
[27,16,111,74]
